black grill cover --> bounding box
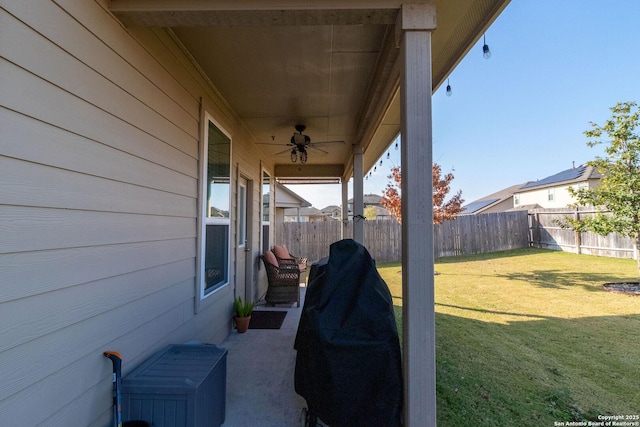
[294,239,403,426]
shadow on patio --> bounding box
[220,286,307,426]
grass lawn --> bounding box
[378,248,640,426]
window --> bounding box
[547,188,555,201]
[238,182,247,247]
[261,171,271,254]
[200,116,231,297]
[514,193,520,205]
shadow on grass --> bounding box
[432,311,640,426]
[435,302,561,320]
[495,269,620,292]
[435,247,550,264]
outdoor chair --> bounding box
[261,250,301,307]
[272,244,308,272]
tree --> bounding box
[364,205,378,220]
[562,101,640,276]
[381,163,464,224]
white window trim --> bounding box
[198,112,233,301]
[261,168,272,255]
[238,181,247,248]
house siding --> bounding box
[516,179,599,209]
[479,198,514,214]
[1,1,270,425]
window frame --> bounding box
[261,169,272,255]
[238,180,247,248]
[198,112,233,301]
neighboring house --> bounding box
[321,205,342,220]
[1,2,508,425]
[283,206,327,222]
[514,164,601,209]
[365,204,395,220]
[461,183,528,215]
[462,164,601,216]
[274,182,311,224]
[347,194,394,220]
[348,193,384,210]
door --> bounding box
[236,176,254,302]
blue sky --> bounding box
[286,0,640,209]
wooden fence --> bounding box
[528,208,636,259]
[276,211,530,263]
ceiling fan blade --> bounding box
[274,147,294,155]
[256,142,293,146]
[307,145,330,155]
[308,140,345,146]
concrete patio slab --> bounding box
[220,286,308,426]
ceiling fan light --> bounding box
[300,149,307,164]
[290,149,297,163]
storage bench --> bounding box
[121,344,227,427]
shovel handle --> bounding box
[104,351,123,427]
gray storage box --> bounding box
[122,344,227,427]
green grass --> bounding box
[377,248,640,426]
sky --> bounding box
[285,0,640,209]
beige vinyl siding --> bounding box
[0,0,272,425]
[518,184,576,209]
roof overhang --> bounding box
[110,0,510,181]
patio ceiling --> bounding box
[110,0,510,180]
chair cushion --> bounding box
[263,250,279,266]
[272,244,292,260]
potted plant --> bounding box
[233,296,254,333]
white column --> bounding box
[398,3,436,426]
[341,179,349,239]
[352,147,365,244]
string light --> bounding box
[482,34,491,59]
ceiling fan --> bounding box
[259,125,344,164]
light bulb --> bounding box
[483,44,491,59]
[482,34,491,59]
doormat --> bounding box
[249,311,287,329]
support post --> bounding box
[398,3,436,426]
[341,179,349,239]
[353,147,365,244]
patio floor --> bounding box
[220,285,308,427]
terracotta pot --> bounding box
[234,315,251,333]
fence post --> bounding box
[574,208,581,254]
